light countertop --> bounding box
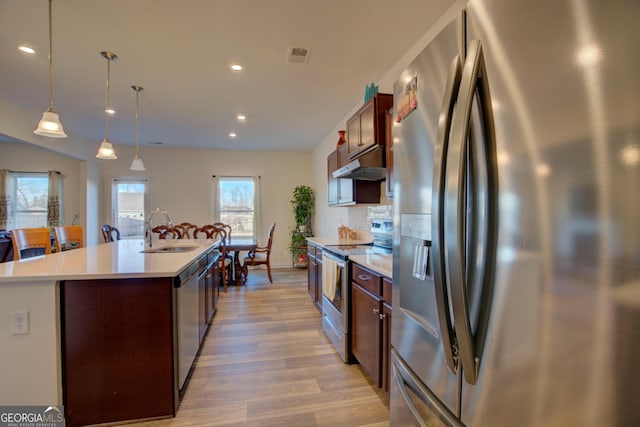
[307,236,373,246]
[0,239,218,283]
[349,253,392,278]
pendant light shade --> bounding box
[129,85,146,171]
[34,0,67,138]
[96,51,118,159]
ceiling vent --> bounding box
[286,47,311,64]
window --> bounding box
[111,179,150,238]
[214,176,257,239]
[13,173,49,229]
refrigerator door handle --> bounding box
[431,55,463,374]
[445,39,499,385]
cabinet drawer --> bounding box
[352,263,382,296]
[307,243,317,259]
[383,277,392,304]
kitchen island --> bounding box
[0,238,220,427]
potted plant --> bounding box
[289,185,315,267]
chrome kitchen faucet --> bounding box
[146,208,174,248]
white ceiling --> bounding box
[0,0,451,151]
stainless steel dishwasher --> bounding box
[177,262,200,390]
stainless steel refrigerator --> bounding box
[390,1,640,426]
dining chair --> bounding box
[242,222,276,284]
[213,221,234,271]
[176,222,197,239]
[152,225,183,239]
[10,228,52,260]
[194,224,232,292]
[101,224,121,243]
[54,225,84,253]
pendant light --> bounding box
[96,51,118,159]
[34,0,67,138]
[129,85,146,171]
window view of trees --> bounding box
[113,181,147,238]
[14,174,48,228]
[218,177,255,238]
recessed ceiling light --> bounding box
[237,114,246,121]
[229,132,237,138]
[18,45,35,54]
[230,64,243,71]
[105,108,115,115]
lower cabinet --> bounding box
[199,251,220,341]
[350,262,392,395]
[351,281,382,386]
[307,242,323,309]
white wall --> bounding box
[0,99,105,245]
[0,140,82,228]
[99,145,313,268]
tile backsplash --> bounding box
[338,203,392,240]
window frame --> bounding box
[213,176,257,240]
[110,177,151,239]
[12,172,49,229]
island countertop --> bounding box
[0,238,218,283]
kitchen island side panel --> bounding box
[62,277,175,427]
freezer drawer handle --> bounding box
[391,349,460,426]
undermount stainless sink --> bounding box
[140,245,199,253]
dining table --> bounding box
[224,237,257,285]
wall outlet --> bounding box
[10,310,29,335]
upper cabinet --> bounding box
[346,93,393,160]
[328,149,380,206]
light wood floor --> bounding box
[132,268,390,427]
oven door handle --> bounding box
[322,252,346,268]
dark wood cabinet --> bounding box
[62,277,176,426]
[307,242,322,309]
[327,151,380,206]
[346,93,393,160]
[350,262,393,394]
[352,281,382,387]
[199,251,219,341]
[382,277,393,397]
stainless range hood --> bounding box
[332,146,386,181]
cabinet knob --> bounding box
[373,308,380,314]
[379,313,386,320]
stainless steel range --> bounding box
[321,219,392,362]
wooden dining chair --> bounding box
[101,224,121,243]
[54,225,84,253]
[176,222,197,239]
[213,221,234,269]
[152,225,183,239]
[242,222,276,284]
[194,224,232,292]
[10,228,52,260]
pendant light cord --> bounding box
[135,89,140,156]
[47,0,54,111]
[105,56,111,140]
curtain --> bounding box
[253,175,262,243]
[0,169,15,230]
[47,170,63,227]
[211,175,219,223]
